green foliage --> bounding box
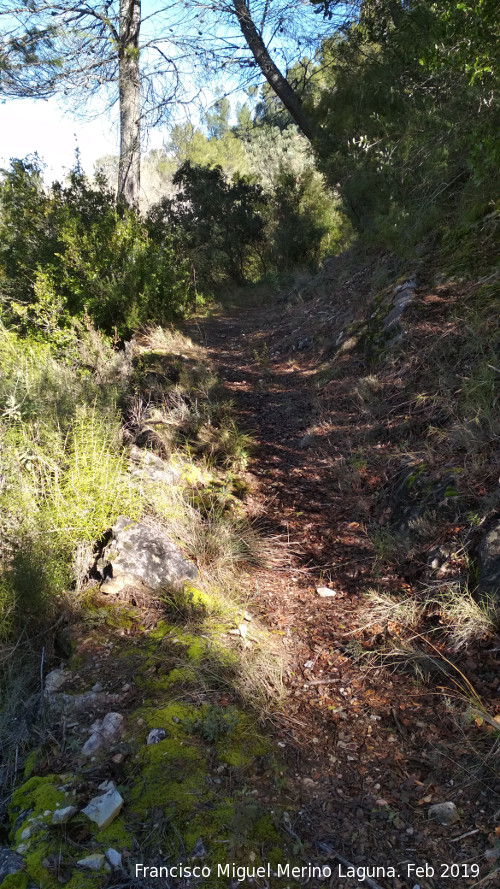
[0,158,191,337]
[309,0,500,261]
[184,704,239,743]
[271,167,349,267]
[148,161,268,289]
[0,321,136,636]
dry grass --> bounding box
[360,582,499,656]
[135,324,205,361]
[439,585,499,652]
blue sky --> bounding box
[0,96,168,182]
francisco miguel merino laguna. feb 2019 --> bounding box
[135,861,482,882]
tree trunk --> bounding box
[231,0,316,143]
[117,0,141,207]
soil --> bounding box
[184,284,500,889]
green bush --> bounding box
[0,322,139,636]
[270,167,350,268]
[148,161,268,290]
[310,0,499,260]
[0,158,191,338]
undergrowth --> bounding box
[0,313,285,809]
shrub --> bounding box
[0,159,191,338]
[0,322,138,634]
[148,161,268,289]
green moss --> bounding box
[93,815,133,850]
[23,749,38,779]
[128,702,207,819]
[148,619,172,641]
[10,775,67,842]
[216,717,267,768]
[158,665,197,687]
[181,583,213,612]
[2,873,29,889]
[186,636,208,662]
[23,842,103,889]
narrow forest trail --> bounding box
[185,296,496,888]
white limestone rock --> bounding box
[81,785,124,829]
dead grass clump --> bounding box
[135,324,204,361]
[362,589,422,632]
[438,584,499,652]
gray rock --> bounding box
[299,434,312,449]
[77,853,106,870]
[394,277,417,294]
[479,518,500,601]
[44,669,68,696]
[191,838,207,859]
[51,806,78,825]
[49,691,122,717]
[81,785,124,829]
[146,728,167,745]
[82,733,102,756]
[383,279,416,333]
[428,802,459,826]
[100,516,198,591]
[105,848,123,869]
[101,712,124,741]
[0,848,24,879]
[129,446,180,485]
[97,780,115,792]
[83,711,125,755]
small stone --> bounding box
[16,845,28,854]
[299,434,312,449]
[82,712,124,756]
[101,712,124,742]
[191,838,207,859]
[51,806,77,825]
[105,848,122,869]
[485,848,500,864]
[20,827,32,841]
[92,683,103,693]
[147,728,166,745]
[238,622,247,638]
[0,848,24,880]
[98,780,115,792]
[316,587,336,598]
[82,733,102,756]
[122,683,131,692]
[44,669,68,695]
[77,853,106,871]
[81,786,124,829]
[243,611,252,622]
[428,802,459,826]
[112,753,124,764]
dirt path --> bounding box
[185,300,497,889]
